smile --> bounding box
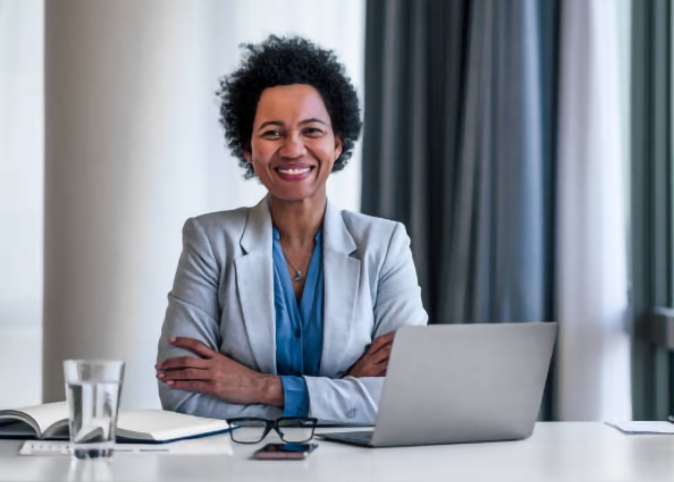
[277,167,311,174]
[273,165,316,182]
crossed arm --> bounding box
[155,332,395,411]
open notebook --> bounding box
[0,402,230,443]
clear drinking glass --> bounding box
[63,360,125,459]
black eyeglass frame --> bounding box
[226,417,318,444]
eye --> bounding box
[261,129,282,138]
[303,127,324,137]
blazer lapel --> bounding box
[234,197,276,375]
[320,199,360,377]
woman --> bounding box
[156,36,428,425]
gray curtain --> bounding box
[630,0,674,420]
[363,0,559,325]
[363,0,560,418]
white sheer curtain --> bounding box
[0,0,43,409]
[555,0,632,421]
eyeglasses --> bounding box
[226,417,318,444]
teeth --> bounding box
[278,168,310,174]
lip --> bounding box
[273,164,316,182]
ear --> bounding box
[243,146,252,163]
[334,136,343,161]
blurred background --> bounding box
[0,0,670,422]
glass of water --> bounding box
[63,360,125,459]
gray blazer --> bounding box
[157,197,428,424]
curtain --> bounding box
[555,0,631,421]
[363,0,631,420]
[363,0,558,327]
[631,0,674,420]
[0,0,43,409]
[363,0,558,420]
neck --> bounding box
[268,192,326,247]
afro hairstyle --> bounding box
[217,35,362,179]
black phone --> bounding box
[253,443,318,460]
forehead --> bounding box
[255,84,331,124]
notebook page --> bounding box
[116,410,229,441]
[13,402,68,436]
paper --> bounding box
[20,438,233,456]
[20,441,71,456]
[116,409,230,441]
[605,421,674,435]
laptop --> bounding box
[318,322,557,448]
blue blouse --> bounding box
[272,227,324,417]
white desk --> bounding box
[0,423,673,482]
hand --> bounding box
[156,337,283,406]
[345,331,395,378]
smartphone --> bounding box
[253,443,318,460]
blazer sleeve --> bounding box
[156,217,282,420]
[303,222,429,424]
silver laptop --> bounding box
[319,322,557,447]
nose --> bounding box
[279,132,306,159]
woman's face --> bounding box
[244,84,342,202]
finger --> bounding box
[165,380,213,393]
[169,337,217,359]
[156,356,209,371]
[368,332,395,354]
[158,368,211,382]
[373,358,389,370]
[376,356,390,368]
[368,340,392,357]
[370,344,392,364]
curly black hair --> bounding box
[217,35,362,179]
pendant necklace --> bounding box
[278,232,312,283]
[285,256,304,282]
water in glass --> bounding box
[63,360,124,459]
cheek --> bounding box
[321,157,336,175]
[250,144,275,167]
[311,140,337,167]
[322,152,337,175]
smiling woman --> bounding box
[155,35,428,425]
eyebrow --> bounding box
[257,118,328,131]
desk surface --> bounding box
[0,422,673,482]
